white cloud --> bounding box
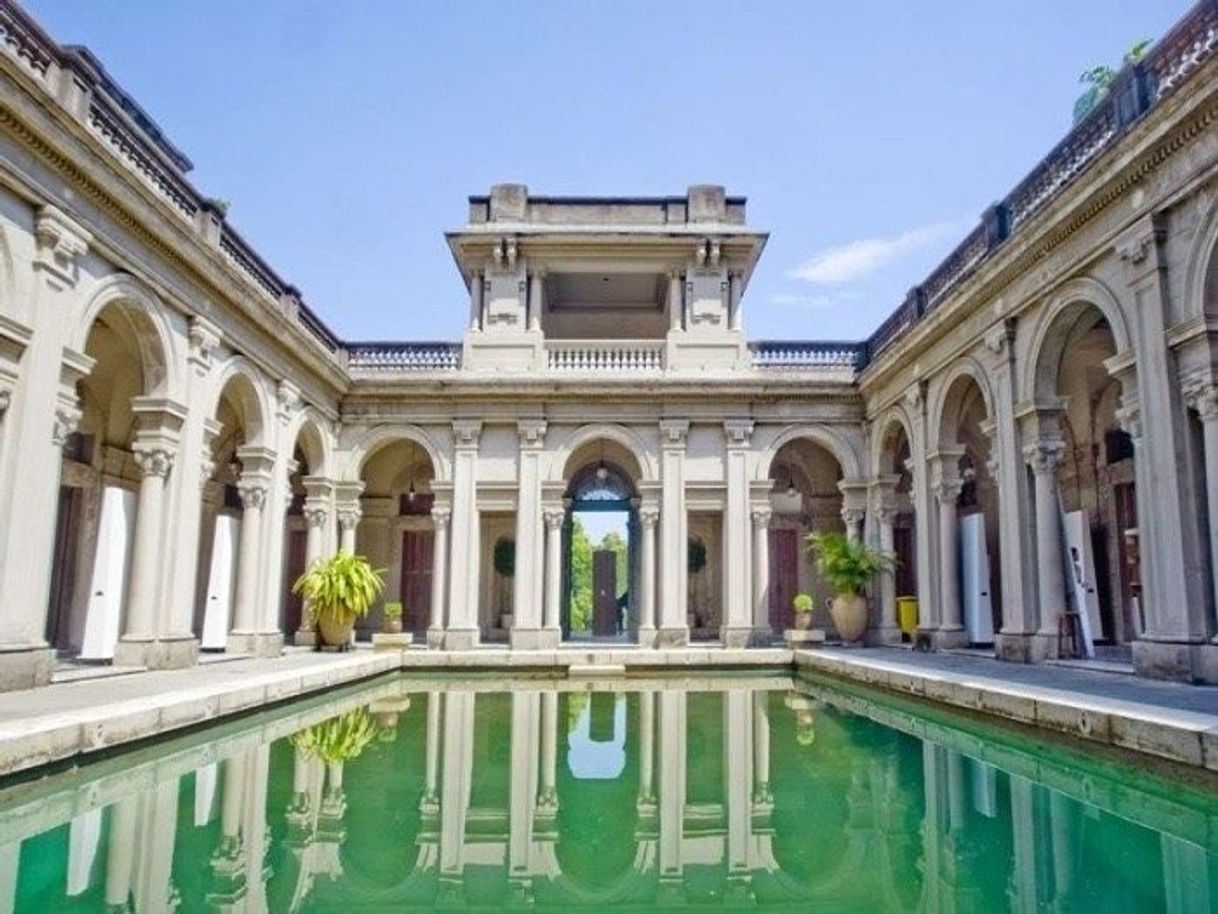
[768,291,855,310]
[787,220,962,286]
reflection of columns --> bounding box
[542,507,565,639]
[538,690,558,814]
[446,420,482,650]
[423,691,441,811]
[751,505,771,637]
[637,506,659,644]
[658,420,690,645]
[1185,383,1218,640]
[134,778,181,913]
[638,691,655,809]
[657,689,686,883]
[428,506,450,648]
[724,690,752,880]
[121,445,175,644]
[0,843,18,914]
[439,691,475,880]
[105,796,138,910]
[1026,439,1067,645]
[931,456,964,640]
[508,692,540,894]
[1009,775,1043,914]
[752,691,771,805]
[512,420,548,648]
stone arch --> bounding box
[207,356,271,447]
[1022,276,1134,403]
[758,424,862,482]
[74,273,181,401]
[1184,194,1218,321]
[344,423,449,482]
[869,406,915,477]
[552,423,657,483]
[929,357,995,450]
[285,407,334,478]
[0,222,16,320]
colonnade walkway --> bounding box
[0,646,1213,779]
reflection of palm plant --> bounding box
[795,708,815,746]
[293,553,385,626]
[290,708,381,764]
[807,531,895,597]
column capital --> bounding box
[723,418,754,447]
[1023,438,1065,475]
[430,505,452,528]
[638,504,661,528]
[874,502,899,525]
[543,506,567,530]
[841,505,867,527]
[1184,379,1218,422]
[453,418,483,448]
[659,418,690,447]
[276,380,302,425]
[133,444,176,479]
[750,504,772,528]
[52,401,82,447]
[517,418,548,447]
[1114,398,1142,439]
[237,474,270,510]
[303,499,329,528]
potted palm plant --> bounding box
[807,531,895,643]
[382,600,403,634]
[293,552,385,650]
[290,707,382,764]
[792,592,814,630]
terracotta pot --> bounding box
[793,612,814,631]
[827,593,869,642]
[384,617,403,634]
[318,614,354,649]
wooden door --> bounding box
[769,529,799,633]
[401,530,434,634]
[281,528,307,637]
[593,549,617,636]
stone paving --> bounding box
[0,643,1214,778]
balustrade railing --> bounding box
[546,340,664,372]
[749,341,866,369]
[347,342,462,372]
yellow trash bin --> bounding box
[896,597,919,636]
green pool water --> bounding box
[1,672,1215,913]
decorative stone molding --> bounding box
[638,505,661,529]
[902,381,926,415]
[237,477,269,511]
[52,401,81,447]
[336,504,362,530]
[1183,379,1218,421]
[983,319,1015,355]
[874,502,898,525]
[517,418,547,447]
[33,205,91,286]
[840,505,866,528]
[188,316,222,372]
[933,477,964,505]
[276,380,302,425]
[543,506,566,530]
[303,500,329,528]
[723,418,754,447]
[132,445,175,479]
[430,505,451,529]
[452,419,483,448]
[659,418,690,447]
[750,504,771,528]
[0,387,10,416]
[1114,399,1142,439]
[1115,219,1166,267]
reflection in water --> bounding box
[0,676,1215,912]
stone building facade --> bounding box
[1,1,1218,688]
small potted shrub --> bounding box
[293,552,385,650]
[382,600,404,634]
[792,592,814,630]
[807,531,895,643]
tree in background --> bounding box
[569,517,592,631]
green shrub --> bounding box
[806,531,895,597]
[293,552,385,625]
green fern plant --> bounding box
[293,552,385,626]
[807,531,895,597]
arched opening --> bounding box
[1035,303,1137,650]
[561,439,642,643]
[278,420,328,639]
[357,438,437,641]
[195,372,265,652]
[46,301,166,663]
[876,420,917,640]
[936,373,1003,646]
[766,438,844,635]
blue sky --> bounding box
[29,0,1183,342]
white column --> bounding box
[841,505,866,542]
[638,690,655,808]
[1187,385,1218,640]
[230,471,268,644]
[752,691,771,805]
[727,270,743,331]
[875,500,899,642]
[439,691,475,880]
[512,420,547,648]
[338,506,360,554]
[658,419,689,645]
[105,796,138,910]
[468,271,483,332]
[637,505,659,645]
[751,505,771,638]
[542,507,565,639]
[538,690,559,814]
[933,464,964,640]
[423,691,441,811]
[296,486,329,645]
[722,420,754,647]
[428,505,450,649]
[667,272,683,332]
[446,420,482,650]
[0,206,90,688]
[724,689,752,879]
[527,270,543,333]
[508,692,539,886]
[657,689,686,885]
[120,445,174,646]
[1027,439,1067,647]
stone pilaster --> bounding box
[511,419,549,649]
[1183,380,1218,645]
[637,504,659,646]
[657,419,690,646]
[721,419,754,647]
[228,447,277,656]
[445,420,482,649]
[930,451,965,647]
[750,501,772,642]
[1025,436,1067,658]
